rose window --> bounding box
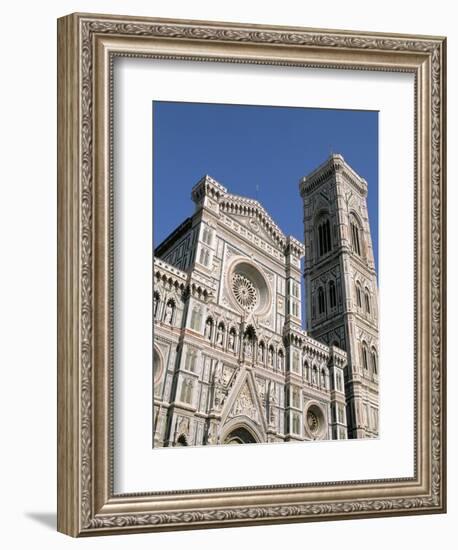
[232,273,259,311]
[307,410,320,434]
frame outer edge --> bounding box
[439,37,447,512]
[57,14,82,537]
[56,12,447,536]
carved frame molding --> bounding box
[57,13,446,536]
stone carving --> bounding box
[232,273,258,311]
[230,382,258,422]
[216,324,224,345]
[307,410,319,434]
[164,301,174,324]
[228,330,235,351]
[243,334,253,358]
[177,416,190,436]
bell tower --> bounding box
[299,154,379,438]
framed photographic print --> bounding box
[57,13,446,536]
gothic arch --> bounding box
[221,417,264,445]
[314,209,333,257]
[349,210,365,257]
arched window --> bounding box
[355,282,362,308]
[371,347,378,374]
[317,216,332,257]
[364,289,371,314]
[361,341,369,370]
[205,317,214,341]
[318,286,326,315]
[350,217,362,256]
[329,280,337,309]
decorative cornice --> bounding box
[154,257,215,300]
[88,494,438,530]
[299,154,368,197]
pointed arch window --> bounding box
[361,341,369,370]
[350,220,361,256]
[364,289,371,314]
[329,280,337,309]
[355,282,362,308]
[371,347,378,374]
[318,286,326,315]
[317,216,332,257]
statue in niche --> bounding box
[278,352,284,371]
[320,369,326,388]
[268,347,274,367]
[216,324,224,345]
[164,301,174,324]
[244,335,253,358]
[205,318,213,340]
[228,331,235,351]
[268,383,277,424]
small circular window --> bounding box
[305,404,326,438]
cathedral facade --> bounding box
[153,154,379,447]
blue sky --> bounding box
[153,101,378,275]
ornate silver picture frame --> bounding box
[57,12,446,536]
